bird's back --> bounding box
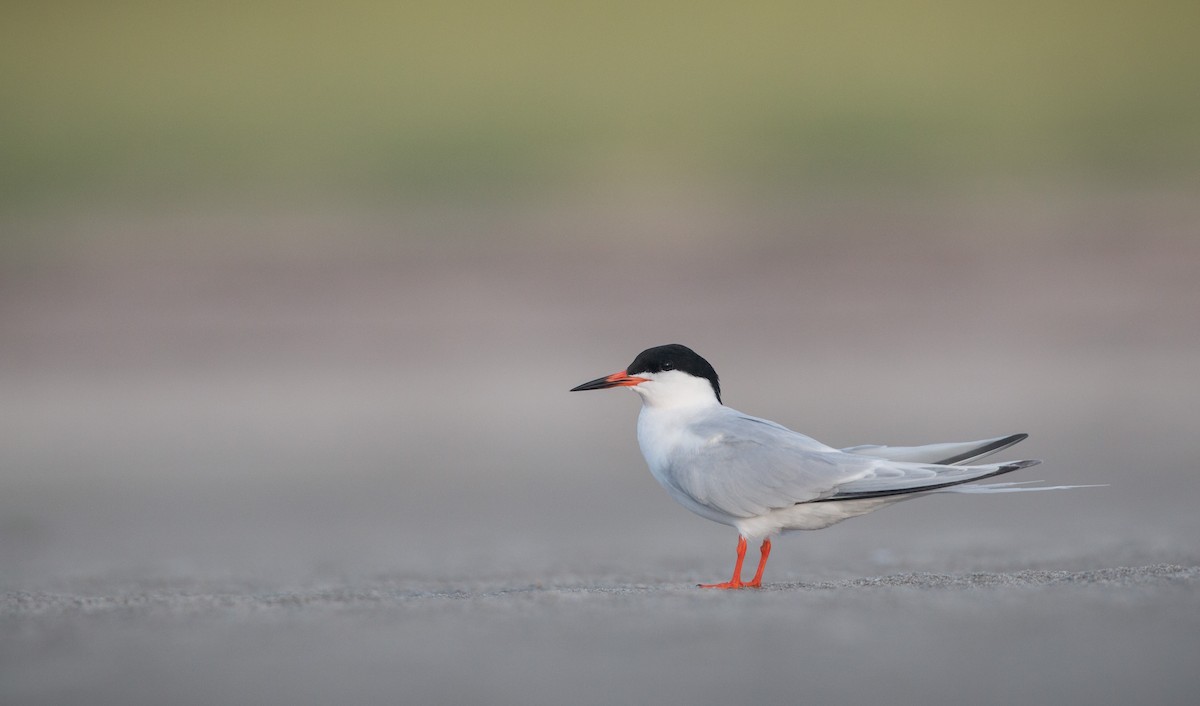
[637,404,877,521]
[637,403,1043,527]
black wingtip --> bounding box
[812,459,1042,502]
[934,433,1030,466]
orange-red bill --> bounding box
[569,370,649,392]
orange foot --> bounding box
[698,537,771,589]
[698,579,745,589]
[698,580,764,589]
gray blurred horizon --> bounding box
[5,186,1198,585]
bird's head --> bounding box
[570,344,722,408]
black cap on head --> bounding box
[627,344,722,403]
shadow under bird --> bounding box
[571,344,1093,589]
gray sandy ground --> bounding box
[3,564,1199,706]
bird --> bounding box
[570,343,1088,589]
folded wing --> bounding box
[815,459,1041,501]
[668,414,1044,517]
[841,433,1028,466]
[667,411,873,517]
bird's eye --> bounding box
[661,362,674,370]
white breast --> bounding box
[636,405,741,527]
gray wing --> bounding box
[840,433,1028,466]
[665,412,1040,517]
[665,411,880,518]
[816,459,1041,500]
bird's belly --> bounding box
[652,473,741,528]
[735,497,900,540]
[638,432,739,528]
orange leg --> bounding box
[746,538,771,588]
[699,536,749,589]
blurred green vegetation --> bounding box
[2,0,1198,211]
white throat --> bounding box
[630,370,721,410]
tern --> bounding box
[571,343,1086,589]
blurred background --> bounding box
[2,2,1199,702]
[3,0,1198,581]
